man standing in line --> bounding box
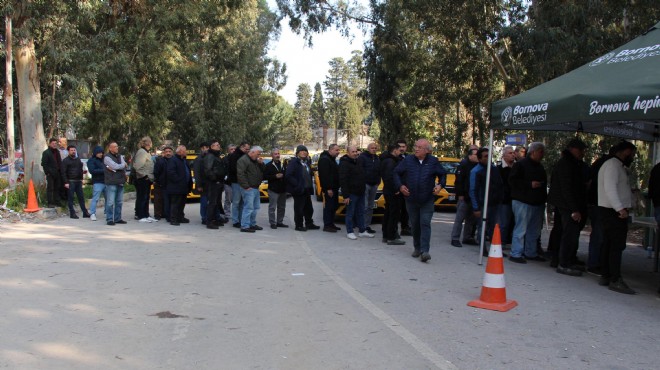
[394,139,446,262]
[318,144,341,232]
[153,146,173,221]
[508,142,547,263]
[223,144,237,221]
[339,145,375,240]
[358,143,381,234]
[166,145,192,226]
[380,143,405,245]
[470,147,503,255]
[193,141,210,224]
[396,139,412,236]
[286,145,321,231]
[41,138,64,207]
[204,140,226,229]
[104,142,128,226]
[497,146,515,247]
[133,136,157,223]
[264,148,288,229]
[86,145,106,221]
[597,140,637,294]
[61,145,91,219]
[450,145,479,247]
[237,146,265,233]
[228,142,250,228]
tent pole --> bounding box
[479,129,495,265]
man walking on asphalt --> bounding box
[237,146,265,232]
[166,145,192,226]
[394,139,446,262]
[380,143,405,245]
[41,138,64,207]
[264,148,288,229]
[228,142,250,228]
[317,144,341,232]
[339,145,375,240]
[358,143,381,234]
[450,145,479,247]
[203,140,226,229]
[508,142,547,264]
[104,142,128,226]
[61,145,91,219]
[286,145,320,231]
[598,140,637,294]
[547,139,588,276]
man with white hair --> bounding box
[236,145,265,232]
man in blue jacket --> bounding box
[86,145,106,221]
[394,139,446,262]
[166,145,192,226]
[469,147,503,256]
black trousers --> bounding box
[135,177,152,219]
[323,190,339,227]
[67,181,88,216]
[383,194,403,240]
[206,181,224,223]
[46,172,63,205]
[552,207,586,267]
[599,206,629,282]
[169,194,187,223]
[293,193,314,227]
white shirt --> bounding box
[597,157,632,211]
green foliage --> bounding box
[0,182,46,212]
[291,83,313,144]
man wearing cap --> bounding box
[547,139,588,276]
[286,145,321,231]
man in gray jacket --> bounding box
[237,146,265,232]
[104,142,128,225]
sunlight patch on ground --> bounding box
[0,278,60,289]
[14,308,52,319]
[32,342,104,366]
[62,258,131,267]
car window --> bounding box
[440,161,459,174]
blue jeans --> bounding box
[231,183,244,224]
[364,184,378,226]
[240,188,260,228]
[90,182,106,215]
[105,184,124,222]
[497,203,513,244]
[406,199,435,253]
[511,200,543,258]
[345,194,365,234]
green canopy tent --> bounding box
[475,22,660,263]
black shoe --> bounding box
[587,267,602,276]
[462,238,478,246]
[549,259,558,268]
[572,258,586,266]
[82,213,91,218]
[420,253,431,262]
[387,239,406,246]
[411,250,422,258]
[527,255,547,262]
[180,218,190,224]
[202,220,207,225]
[217,220,225,227]
[331,224,341,231]
[295,226,307,232]
[170,221,180,226]
[276,223,289,228]
[233,222,241,228]
[382,238,388,243]
[608,278,636,294]
[598,277,610,286]
[556,266,583,276]
[401,229,412,236]
[250,225,263,231]
[508,256,527,264]
[115,220,127,224]
[570,264,586,272]
[366,227,376,234]
[306,224,320,230]
[134,215,139,220]
[270,224,278,229]
[207,223,219,229]
[323,227,337,233]
[107,221,115,226]
[241,228,255,233]
[70,214,79,219]
[451,240,463,248]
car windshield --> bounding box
[440,161,459,174]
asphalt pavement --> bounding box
[1,198,659,369]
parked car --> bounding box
[433,157,460,210]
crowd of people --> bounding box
[41,136,658,294]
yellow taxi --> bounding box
[258,157,272,201]
[434,157,460,209]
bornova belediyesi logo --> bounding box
[589,43,660,66]
[501,103,548,127]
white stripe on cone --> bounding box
[482,273,506,289]
[485,243,503,258]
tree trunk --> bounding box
[14,38,46,186]
[5,15,17,188]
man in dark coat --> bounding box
[357,143,381,234]
[380,143,405,245]
[264,148,288,229]
[166,145,192,226]
[61,145,90,219]
[41,138,64,207]
[497,146,515,246]
[339,145,375,240]
[547,139,588,276]
[394,139,446,262]
[317,144,341,232]
[153,146,173,221]
[470,147,503,255]
[203,140,225,229]
[193,142,210,224]
[87,145,106,221]
[286,145,320,231]
[450,145,479,247]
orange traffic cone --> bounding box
[467,224,517,312]
[24,179,42,213]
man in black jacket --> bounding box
[227,142,250,227]
[497,146,515,246]
[358,143,381,234]
[380,143,405,245]
[450,145,479,247]
[339,146,375,240]
[153,146,173,221]
[166,145,192,226]
[41,138,64,207]
[264,148,288,229]
[203,140,225,229]
[61,145,90,219]
[286,145,320,231]
[193,142,210,224]
[318,144,341,232]
[547,139,588,276]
